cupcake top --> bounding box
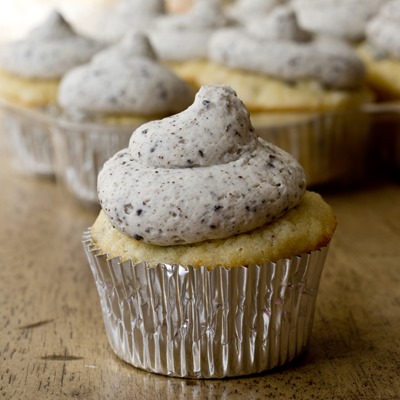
[57,31,194,118]
[209,6,366,89]
[366,0,400,59]
[95,0,165,43]
[292,0,388,42]
[97,85,306,246]
[0,11,103,79]
[148,0,231,62]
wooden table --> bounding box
[0,134,399,400]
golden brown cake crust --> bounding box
[91,191,337,269]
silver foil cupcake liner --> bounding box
[52,118,136,206]
[0,99,55,177]
[254,110,370,187]
[83,229,330,379]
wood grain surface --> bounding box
[0,134,399,400]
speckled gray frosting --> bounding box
[98,85,306,246]
[227,0,284,24]
[0,11,103,79]
[96,0,165,43]
[209,11,366,90]
[147,0,231,61]
[292,0,388,41]
[57,31,194,117]
[366,0,400,59]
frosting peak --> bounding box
[58,32,194,117]
[0,10,103,79]
[129,86,257,169]
[98,85,306,246]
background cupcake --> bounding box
[92,0,165,44]
[83,85,337,378]
[0,10,103,176]
[358,0,400,178]
[147,0,231,85]
[54,31,194,206]
[185,5,373,186]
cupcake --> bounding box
[0,10,103,177]
[358,0,400,177]
[93,0,165,44]
[147,0,231,86]
[83,85,337,378]
[226,0,285,25]
[187,6,373,185]
[292,0,388,44]
[54,31,194,206]
[358,0,400,101]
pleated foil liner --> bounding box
[51,119,135,207]
[254,110,370,187]
[0,100,55,177]
[83,229,329,379]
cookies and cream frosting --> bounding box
[148,0,230,61]
[209,7,365,89]
[97,85,306,246]
[0,11,103,79]
[227,0,284,24]
[366,0,400,59]
[292,0,388,42]
[58,31,194,117]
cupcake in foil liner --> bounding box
[0,99,56,177]
[51,119,137,207]
[253,110,371,187]
[82,228,329,379]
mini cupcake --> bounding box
[147,0,231,86]
[187,6,373,185]
[93,0,165,44]
[54,31,194,206]
[83,85,337,378]
[0,10,103,177]
[292,0,388,44]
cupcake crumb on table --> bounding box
[83,85,336,378]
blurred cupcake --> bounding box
[358,0,400,101]
[0,10,103,176]
[93,0,165,44]
[147,0,231,86]
[54,31,194,206]
[83,85,337,378]
[226,0,285,25]
[187,6,373,185]
[358,0,400,177]
[292,0,388,44]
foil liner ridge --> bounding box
[82,229,328,378]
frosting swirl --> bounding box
[148,0,231,61]
[96,0,165,43]
[292,0,388,42]
[366,0,400,59]
[209,15,366,90]
[58,31,194,117]
[98,85,306,246]
[0,11,103,79]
